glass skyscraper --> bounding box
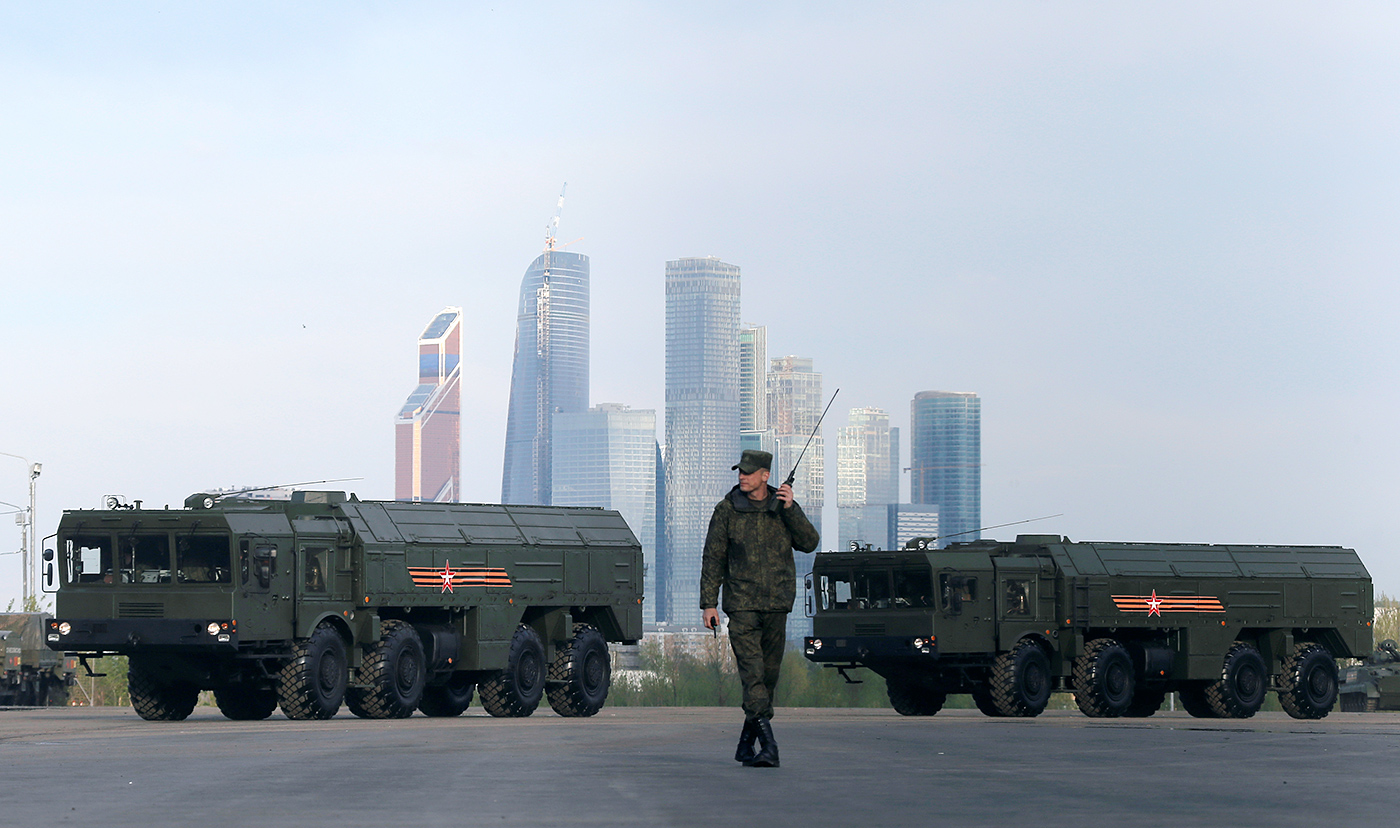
[502,249,590,505]
[837,407,900,551]
[910,390,980,548]
[395,307,462,502]
[552,404,659,625]
[767,355,824,633]
[664,256,740,629]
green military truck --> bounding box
[804,535,1372,720]
[1,612,77,706]
[1338,639,1400,712]
[43,491,642,722]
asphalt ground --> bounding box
[2,706,1397,827]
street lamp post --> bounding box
[0,452,40,607]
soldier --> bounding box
[701,449,820,768]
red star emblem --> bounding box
[1145,589,1163,617]
[440,561,455,594]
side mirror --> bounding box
[41,549,56,593]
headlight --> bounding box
[811,639,822,650]
[58,622,72,636]
[206,622,221,636]
[913,638,925,649]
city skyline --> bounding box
[4,4,1396,610]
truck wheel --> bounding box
[347,620,426,719]
[278,624,348,720]
[1073,638,1134,718]
[1278,643,1338,720]
[419,673,476,717]
[972,685,1005,716]
[479,625,545,717]
[128,659,199,721]
[886,677,946,716]
[547,624,612,717]
[1124,686,1167,717]
[1205,641,1267,718]
[1177,682,1219,717]
[990,640,1052,717]
[214,684,278,720]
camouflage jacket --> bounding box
[700,485,821,613]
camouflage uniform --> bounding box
[700,484,820,721]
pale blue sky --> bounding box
[3,2,1397,606]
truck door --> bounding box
[994,557,1052,646]
[236,538,293,641]
[294,545,351,633]
[932,552,996,654]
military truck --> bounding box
[1339,639,1400,712]
[803,535,1372,720]
[1,612,77,706]
[43,491,642,722]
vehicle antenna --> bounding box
[783,388,840,488]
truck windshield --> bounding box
[818,566,933,610]
[64,533,231,585]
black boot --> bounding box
[734,719,758,764]
[749,718,779,768]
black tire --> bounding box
[1278,643,1338,720]
[1338,693,1369,713]
[214,684,278,721]
[989,640,1052,717]
[886,676,947,716]
[547,625,612,717]
[971,685,1004,716]
[479,625,546,717]
[1124,685,1167,717]
[419,673,476,717]
[346,620,426,719]
[1205,641,1267,718]
[1073,638,1135,718]
[1177,682,1219,718]
[277,624,348,720]
[128,658,199,721]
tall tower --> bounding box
[910,390,981,547]
[395,307,462,502]
[837,407,898,550]
[767,355,824,633]
[738,325,768,433]
[664,256,741,628]
[501,244,590,505]
[552,404,659,625]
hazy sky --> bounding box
[3,2,1397,608]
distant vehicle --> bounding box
[1339,639,1400,712]
[804,535,1373,720]
[43,491,643,721]
[1,612,77,706]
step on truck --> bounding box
[43,491,643,721]
[803,534,1373,719]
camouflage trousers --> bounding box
[726,610,787,721]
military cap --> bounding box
[732,449,772,474]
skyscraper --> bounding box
[767,355,824,534]
[501,249,590,505]
[837,407,899,550]
[395,307,462,502]
[552,404,659,626]
[767,355,824,632]
[738,325,768,433]
[910,390,980,547]
[664,256,741,628]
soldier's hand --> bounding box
[703,608,720,630]
[776,483,794,508]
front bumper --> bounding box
[804,634,938,663]
[46,618,238,654]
